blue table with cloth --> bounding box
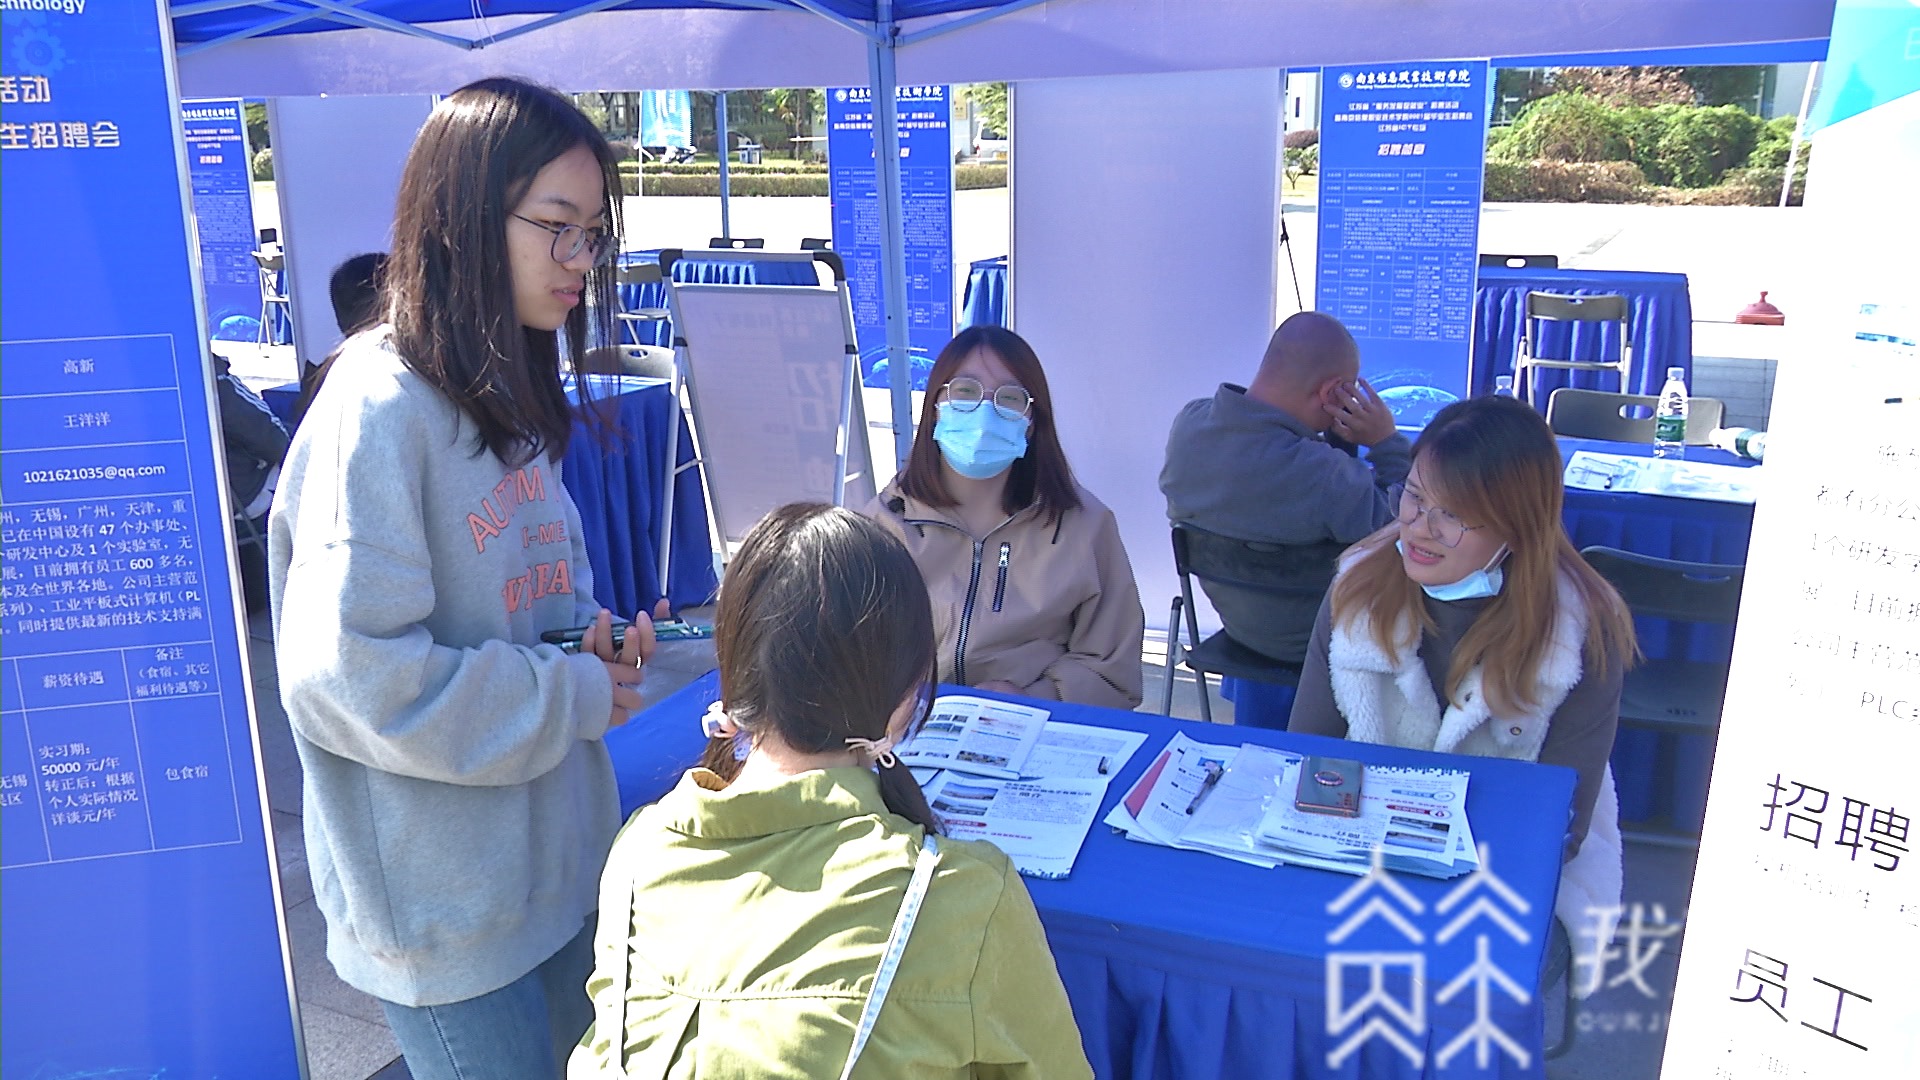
[563,375,719,615]
[609,671,1576,1080]
[1223,437,1754,830]
[615,248,820,348]
[1558,437,1755,830]
[961,255,1008,329]
[1471,267,1693,402]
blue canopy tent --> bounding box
[168,0,1840,467]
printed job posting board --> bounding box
[826,83,955,390]
[183,97,259,340]
[1660,17,1920,1072]
[0,3,303,1077]
[1316,60,1490,428]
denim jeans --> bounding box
[381,919,596,1080]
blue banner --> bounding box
[639,89,692,148]
[184,98,259,341]
[1,5,301,1078]
[1805,0,1920,136]
[826,83,954,390]
[1316,60,1491,428]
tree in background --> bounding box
[1550,66,1694,108]
[243,101,270,152]
[970,82,1009,135]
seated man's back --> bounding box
[1160,312,1411,662]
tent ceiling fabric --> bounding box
[173,0,1840,99]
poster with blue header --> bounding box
[183,98,260,341]
[826,84,954,390]
[1,3,303,1077]
[1316,60,1490,428]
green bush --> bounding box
[1483,160,1648,203]
[251,147,273,181]
[1283,144,1319,180]
[1657,165,1804,207]
[618,160,830,175]
[956,163,1006,190]
[1492,93,1626,163]
[1650,103,1761,187]
[1746,115,1800,169]
[621,173,828,196]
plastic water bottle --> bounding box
[1709,426,1769,462]
[1654,366,1689,458]
[1493,375,1516,398]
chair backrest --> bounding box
[1172,524,1345,599]
[1580,546,1744,625]
[618,261,664,287]
[1547,388,1725,444]
[707,237,765,249]
[800,237,832,251]
[1526,291,1627,323]
[1480,253,1558,269]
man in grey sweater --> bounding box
[1160,312,1412,662]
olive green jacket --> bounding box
[570,766,1092,1079]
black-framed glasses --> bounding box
[512,213,615,268]
[1397,487,1483,549]
[941,376,1031,421]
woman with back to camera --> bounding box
[868,325,1145,709]
[1288,395,1637,954]
[269,78,653,1079]
[571,503,1092,1078]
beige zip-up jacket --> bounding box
[867,481,1145,710]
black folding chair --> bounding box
[1164,525,1342,722]
[1580,546,1746,846]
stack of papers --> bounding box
[1563,450,1760,504]
[1103,733,1478,879]
[900,696,1147,880]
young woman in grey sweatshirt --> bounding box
[267,78,652,1080]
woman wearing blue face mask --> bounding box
[868,326,1145,709]
[1288,395,1638,957]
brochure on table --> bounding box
[902,697,1147,880]
[1104,733,1478,879]
[1563,450,1760,504]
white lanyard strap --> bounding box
[838,833,941,1080]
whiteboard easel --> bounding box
[658,249,875,563]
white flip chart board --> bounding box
[669,282,874,547]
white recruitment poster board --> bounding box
[1660,50,1920,1080]
[670,282,875,547]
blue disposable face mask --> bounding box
[1397,540,1509,601]
[933,401,1030,480]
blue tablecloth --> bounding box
[961,255,1008,328]
[610,672,1575,1080]
[616,248,821,348]
[260,380,299,428]
[1472,267,1693,403]
[564,375,719,615]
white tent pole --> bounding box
[867,0,915,467]
[1780,61,1818,209]
[715,90,732,240]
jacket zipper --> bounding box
[992,543,1010,612]
[901,510,1021,685]
[954,538,986,684]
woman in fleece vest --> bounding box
[1287,395,1637,962]
[268,78,652,1080]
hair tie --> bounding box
[844,735,898,770]
[702,702,740,740]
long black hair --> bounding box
[699,503,940,832]
[386,76,623,465]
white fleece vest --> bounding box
[1327,568,1623,963]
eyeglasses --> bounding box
[512,214,615,268]
[1397,487,1484,549]
[941,376,1031,421]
